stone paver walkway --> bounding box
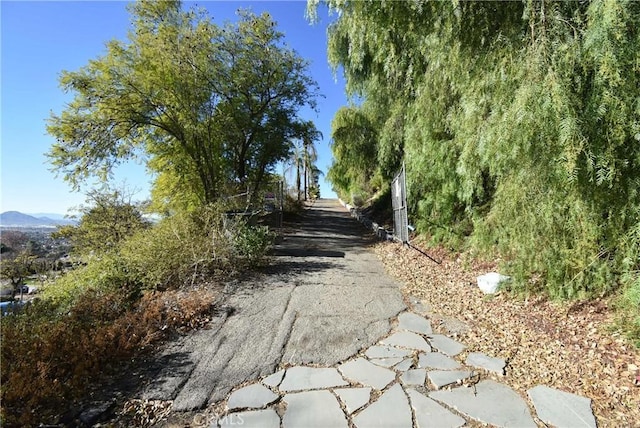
[211,305,597,427]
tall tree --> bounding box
[284,121,321,201]
[311,0,640,299]
[0,231,36,289]
[326,106,378,201]
[47,1,318,209]
[300,122,322,200]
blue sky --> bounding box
[1,0,347,215]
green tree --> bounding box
[307,164,323,199]
[47,1,319,210]
[0,251,35,289]
[0,231,37,291]
[326,106,379,202]
[311,0,640,300]
[54,187,150,256]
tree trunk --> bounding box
[296,163,301,202]
[303,162,308,201]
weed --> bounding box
[0,288,216,426]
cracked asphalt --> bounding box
[142,198,406,412]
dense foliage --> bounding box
[312,0,640,318]
[47,0,319,211]
[53,187,150,255]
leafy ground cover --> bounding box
[375,238,640,427]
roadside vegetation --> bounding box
[0,189,275,426]
[1,1,320,426]
[309,0,640,345]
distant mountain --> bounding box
[29,212,70,221]
[0,211,75,227]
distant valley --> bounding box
[0,211,76,228]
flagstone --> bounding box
[283,390,348,428]
[353,384,412,428]
[394,358,414,372]
[418,352,462,370]
[428,335,465,356]
[339,358,396,390]
[262,369,285,388]
[279,366,348,392]
[365,345,412,359]
[528,385,596,428]
[227,383,278,410]
[335,387,372,414]
[219,409,280,428]
[381,331,431,352]
[400,369,426,386]
[398,312,433,335]
[407,388,465,428]
[466,352,506,375]
[430,380,536,427]
[370,357,404,368]
[427,370,473,389]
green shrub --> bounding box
[233,224,274,265]
[43,203,276,298]
[121,205,233,289]
[42,251,140,311]
[284,194,305,213]
[120,204,273,289]
[54,188,150,257]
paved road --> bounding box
[144,199,597,427]
[143,198,406,410]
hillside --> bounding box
[0,211,74,227]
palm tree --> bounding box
[299,123,322,201]
[284,121,322,201]
[302,137,318,201]
[286,140,305,201]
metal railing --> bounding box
[224,180,284,229]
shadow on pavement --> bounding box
[271,248,345,258]
[260,259,337,274]
[271,199,376,259]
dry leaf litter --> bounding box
[374,238,639,427]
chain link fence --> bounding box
[392,163,409,244]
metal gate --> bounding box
[391,163,409,244]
